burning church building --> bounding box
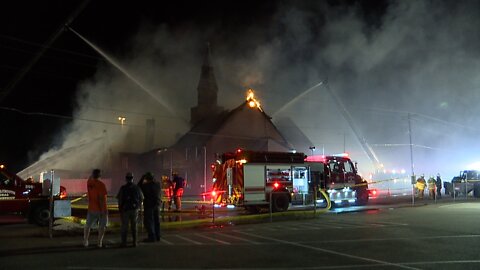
[139,47,294,197]
[17,46,305,196]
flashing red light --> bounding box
[211,190,217,198]
[210,164,216,171]
[273,182,280,189]
[236,148,242,153]
[304,155,326,162]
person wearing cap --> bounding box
[117,172,144,247]
[138,172,161,242]
[84,169,108,248]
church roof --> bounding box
[173,100,293,151]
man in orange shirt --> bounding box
[83,169,108,248]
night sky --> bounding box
[1,0,479,180]
[0,0,287,171]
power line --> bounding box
[0,0,91,103]
[0,106,127,126]
[0,33,101,61]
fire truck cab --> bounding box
[0,164,67,226]
[305,154,369,206]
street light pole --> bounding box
[309,146,316,156]
[408,113,415,206]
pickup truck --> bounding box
[446,170,480,197]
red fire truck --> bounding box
[0,164,67,226]
[211,150,369,213]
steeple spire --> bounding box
[190,43,223,125]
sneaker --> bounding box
[83,240,89,248]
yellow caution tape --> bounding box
[70,193,87,204]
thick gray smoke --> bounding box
[33,1,480,181]
[215,0,480,179]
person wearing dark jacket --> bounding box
[138,172,161,242]
[436,173,442,198]
[116,172,144,247]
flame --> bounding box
[245,89,263,112]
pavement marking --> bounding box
[160,238,174,245]
[214,232,261,245]
[439,202,480,209]
[194,233,231,245]
[173,234,203,245]
[372,221,408,226]
[313,234,480,244]
[65,264,400,270]
[401,259,480,266]
[65,260,480,270]
[234,230,421,270]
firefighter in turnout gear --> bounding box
[428,176,436,199]
[161,175,173,212]
[172,172,186,211]
[416,175,426,199]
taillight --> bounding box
[59,187,67,199]
[273,182,280,189]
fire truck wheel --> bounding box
[31,205,51,226]
[356,190,369,206]
[272,193,289,212]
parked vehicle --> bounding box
[447,170,480,197]
[0,164,67,226]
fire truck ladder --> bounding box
[323,82,382,171]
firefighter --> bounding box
[416,175,426,199]
[161,175,173,212]
[172,172,186,211]
[427,176,436,199]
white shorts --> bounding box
[85,212,108,228]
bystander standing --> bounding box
[436,173,442,198]
[84,169,108,248]
[117,172,144,247]
[138,172,161,242]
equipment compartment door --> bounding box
[243,164,266,203]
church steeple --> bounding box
[190,43,223,125]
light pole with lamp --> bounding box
[308,146,316,208]
[118,116,126,128]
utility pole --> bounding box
[408,113,415,206]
